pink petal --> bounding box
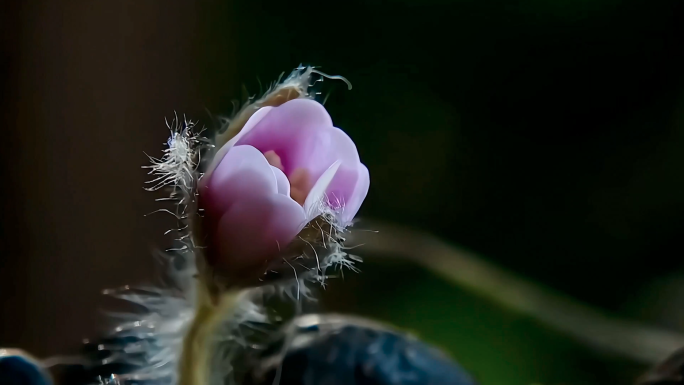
[205,106,275,178]
[230,106,275,145]
[288,125,361,183]
[214,193,307,269]
[337,163,370,224]
[202,145,277,214]
[237,99,359,181]
[303,160,341,220]
[271,165,290,196]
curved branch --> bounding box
[350,220,684,365]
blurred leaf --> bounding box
[322,259,643,385]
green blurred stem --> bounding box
[179,285,238,385]
[353,220,684,364]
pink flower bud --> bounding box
[199,98,369,284]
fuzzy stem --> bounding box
[179,285,238,385]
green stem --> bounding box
[179,286,238,385]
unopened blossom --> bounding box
[199,98,369,276]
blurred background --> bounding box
[2,0,684,384]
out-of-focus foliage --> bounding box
[323,260,642,384]
[192,0,684,383]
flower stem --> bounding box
[179,285,238,385]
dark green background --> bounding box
[195,0,684,383]
[1,0,683,384]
